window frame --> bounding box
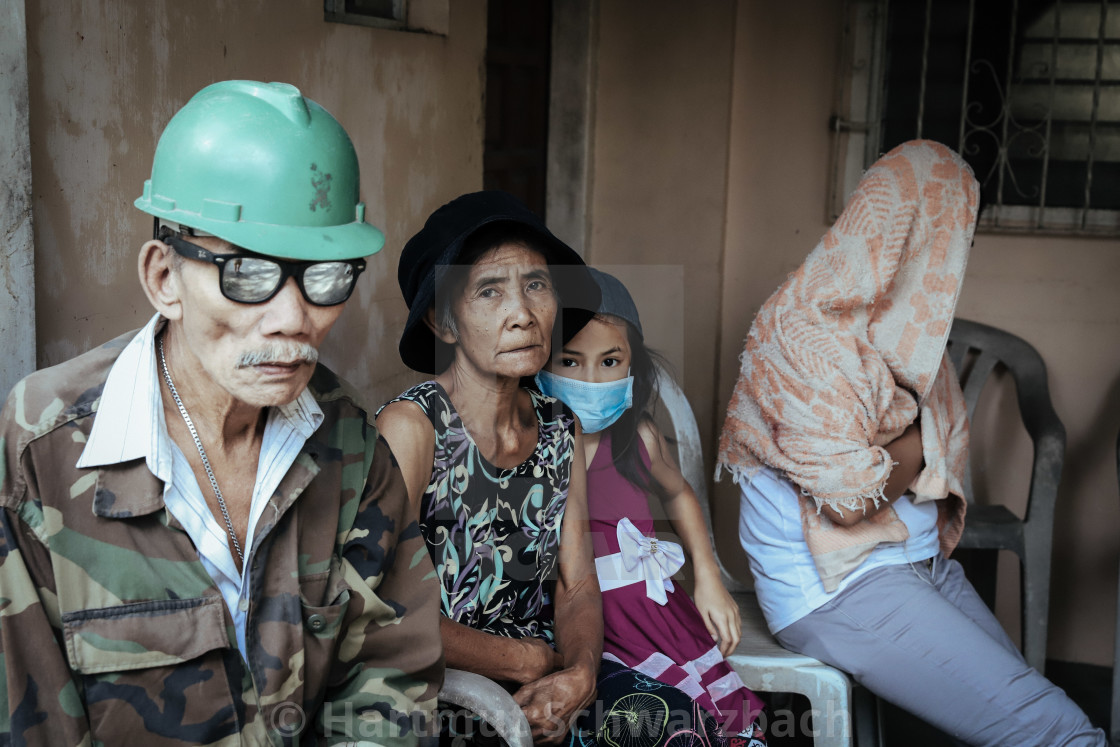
[831,0,1120,237]
[323,0,448,35]
[324,0,407,30]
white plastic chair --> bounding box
[438,668,533,747]
[945,318,1064,676]
[655,365,878,747]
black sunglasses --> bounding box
[164,234,365,307]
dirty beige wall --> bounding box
[717,0,1120,667]
[26,0,486,409]
[587,0,737,460]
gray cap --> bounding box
[588,267,643,339]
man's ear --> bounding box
[138,240,183,320]
[424,307,457,344]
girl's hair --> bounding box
[606,315,671,500]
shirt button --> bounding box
[238,598,249,612]
[307,614,326,632]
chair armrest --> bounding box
[439,668,533,747]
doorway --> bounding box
[483,0,553,218]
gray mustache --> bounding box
[236,343,319,368]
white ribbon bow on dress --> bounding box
[615,517,685,605]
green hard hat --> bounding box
[135,80,383,261]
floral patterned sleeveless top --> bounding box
[382,381,575,644]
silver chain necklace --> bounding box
[158,336,245,564]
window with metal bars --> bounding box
[831,0,1120,235]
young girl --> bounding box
[536,268,767,745]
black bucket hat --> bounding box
[397,190,601,373]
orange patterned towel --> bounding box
[718,140,979,591]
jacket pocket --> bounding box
[61,596,240,745]
[297,571,351,703]
[298,563,351,640]
[62,595,229,674]
[301,588,350,638]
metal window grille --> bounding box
[831,0,1120,235]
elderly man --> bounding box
[0,81,442,746]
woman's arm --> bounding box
[374,400,437,511]
[512,421,601,744]
[551,423,603,674]
[819,422,925,527]
[441,617,561,684]
[639,419,740,656]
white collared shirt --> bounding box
[78,314,324,657]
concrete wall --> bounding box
[1,0,35,400]
[25,0,485,409]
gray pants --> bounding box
[774,556,1107,746]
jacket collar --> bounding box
[82,314,325,521]
[92,459,167,518]
[91,447,324,523]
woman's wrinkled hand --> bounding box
[693,573,741,657]
[512,663,597,744]
[514,637,564,685]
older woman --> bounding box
[378,191,729,746]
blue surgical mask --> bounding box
[535,369,634,433]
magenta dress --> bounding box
[588,431,766,736]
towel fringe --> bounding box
[801,459,898,516]
[719,460,900,519]
[715,461,762,487]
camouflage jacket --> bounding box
[0,331,443,746]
